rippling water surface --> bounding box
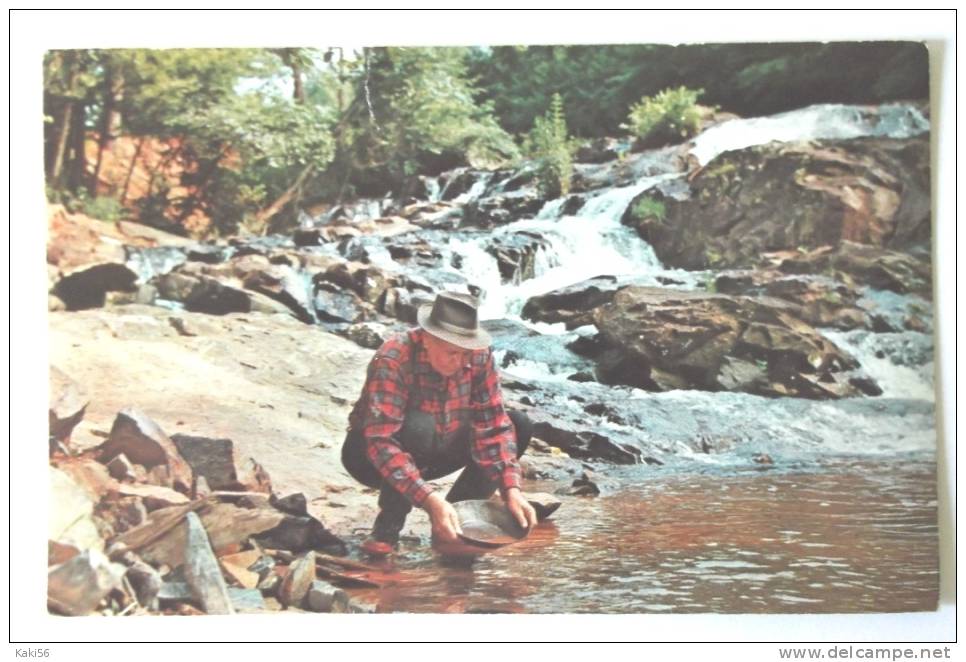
[346,457,937,614]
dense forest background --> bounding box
[43,42,927,238]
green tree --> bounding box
[523,93,576,198]
[623,86,705,147]
[329,46,517,198]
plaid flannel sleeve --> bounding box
[361,356,435,507]
[469,350,521,493]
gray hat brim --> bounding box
[417,303,492,350]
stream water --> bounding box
[340,102,938,613]
[348,457,937,614]
[129,102,937,613]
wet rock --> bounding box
[186,244,229,264]
[522,276,623,329]
[904,315,929,333]
[576,137,625,164]
[154,271,294,317]
[485,231,551,283]
[524,493,563,520]
[715,356,769,392]
[715,269,873,331]
[344,322,389,349]
[318,261,394,305]
[564,471,617,498]
[49,366,88,443]
[254,515,347,555]
[242,264,316,323]
[313,280,368,324]
[278,551,316,608]
[183,511,235,615]
[99,409,193,493]
[462,189,546,228]
[293,228,327,247]
[378,286,431,325]
[439,169,482,201]
[623,136,931,274]
[567,371,596,383]
[48,549,126,616]
[766,242,932,298]
[753,453,774,465]
[530,418,641,465]
[593,286,873,399]
[54,263,140,310]
[306,580,351,613]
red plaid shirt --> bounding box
[348,328,521,506]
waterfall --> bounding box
[690,102,929,166]
[445,174,703,320]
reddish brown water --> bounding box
[345,457,938,614]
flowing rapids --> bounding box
[342,101,937,612]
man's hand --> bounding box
[423,493,463,543]
[503,487,538,531]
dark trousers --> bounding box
[341,410,532,543]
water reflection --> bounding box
[342,457,938,614]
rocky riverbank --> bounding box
[46,100,936,615]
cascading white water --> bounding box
[445,174,705,321]
[422,176,442,203]
[452,172,494,204]
[690,102,929,166]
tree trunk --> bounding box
[120,136,145,205]
[90,65,124,196]
[49,54,80,185]
[50,99,74,186]
[66,99,87,193]
[254,164,314,231]
[292,59,305,105]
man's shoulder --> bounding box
[469,346,494,370]
[372,328,419,365]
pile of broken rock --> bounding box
[48,367,375,616]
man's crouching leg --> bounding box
[445,410,532,503]
[341,411,439,551]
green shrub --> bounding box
[523,93,577,198]
[47,186,127,222]
[623,86,705,146]
[81,195,126,222]
[630,196,666,223]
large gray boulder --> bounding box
[592,286,879,399]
